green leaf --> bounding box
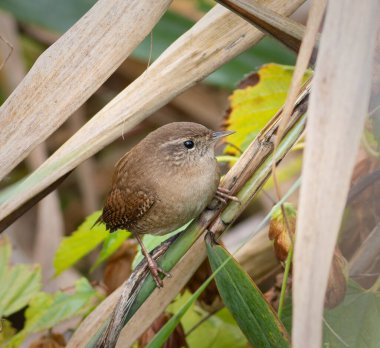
[53,211,109,275]
[224,64,312,155]
[0,319,16,346]
[26,278,99,332]
[323,280,380,348]
[206,240,290,348]
[91,230,130,272]
[8,278,101,346]
[168,292,247,348]
[0,238,41,318]
[188,309,247,348]
[0,238,11,281]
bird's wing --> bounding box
[100,187,156,232]
[113,150,130,180]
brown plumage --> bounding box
[97,122,234,287]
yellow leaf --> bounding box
[224,64,312,155]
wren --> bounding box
[97,122,235,287]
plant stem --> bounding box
[278,242,294,320]
[216,155,240,163]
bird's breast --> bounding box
[139,159,220,235]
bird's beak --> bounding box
[212,130,235,140]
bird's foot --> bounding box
[146,254,172,288]
[215,187,241,204]
[134,233,172,288]
[205,229,219,246]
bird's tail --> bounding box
[92,209,117,232]
[91,213,104,229]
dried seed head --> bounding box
[268,203,297,261]
[274,231,292,262]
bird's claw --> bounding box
[215,187,241,204]
[147,258,172,288]
[205,229,219,245]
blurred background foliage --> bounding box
[0,0,379,347]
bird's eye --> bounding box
[183,140,194,149]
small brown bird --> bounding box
[97,122,235,287]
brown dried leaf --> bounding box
[103,240,138,294]
[185,257,222,313]
[29,332,66,348]
[138,312,187,348]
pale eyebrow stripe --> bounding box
[159,138,187,148]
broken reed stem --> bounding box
[216,0,307,54]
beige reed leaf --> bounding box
[0,0,172,180]
[293,1,380,347]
